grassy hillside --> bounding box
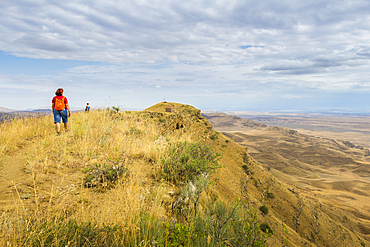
[0,112,15,122]
[0,111,50,123]
[0,103,368,246]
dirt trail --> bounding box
[0,144,34,210]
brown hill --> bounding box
[203,112,267,129]
[0,107,13,112]
[205,111,370,245]
[0,103,368,246]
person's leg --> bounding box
[61,109,69,131]
[56,122,61,133]
[54,110,61,135]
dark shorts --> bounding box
[54,109,68,123]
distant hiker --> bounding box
[52,88,71,135]
[85,103,91,112]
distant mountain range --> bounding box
[0,107,14,113]
[0,108,53,122]
[0,107,52,113]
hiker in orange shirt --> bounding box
[52,88,71,135]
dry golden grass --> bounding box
[0,109,195,245]
[3,105,265,246]
[1,105,370,246]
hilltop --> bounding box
[0,103,368,246]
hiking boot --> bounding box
[57,132,61,136]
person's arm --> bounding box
[63,97,71,116]
[66,104,71,116]
[52,103,54,111]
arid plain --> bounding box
[204,112,370,239]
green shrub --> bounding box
[112,106,120,112]
[127,126,143,135]
[107,106,120,114]
[132,213,163,246]
[161,222,191,246]
[266,192,275,199]
[161,141,221,185]
[210,133,218,141]
[242,165,252,175]
[259,205,269,215]
[260,223,273,234]
[191,200,269,246]
[173,175,210,220]
[83,162,128,188]
[22,218,120,246]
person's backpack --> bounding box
[54,96,66,111]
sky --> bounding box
[1,0,370,112]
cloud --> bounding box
[175,78,195,82]
[357,48,370,58]
[0,0,366,64]
[1,0,370,111]
[258,52,369,75]
[14,34,79,52]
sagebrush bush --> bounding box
[210,133,218,140]
[266,192,275,199]
[259,205,269,215]
[160,141,221,185]
[83,162,128,189]
[191,200,269,246]
[260,222,273,234]
[242,164,253,175]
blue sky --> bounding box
[1,0,370,112]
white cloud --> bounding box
[0,0,370,111]
[0,0,366,64]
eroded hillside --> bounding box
[205,112,370,245]
[0,104,368,246]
